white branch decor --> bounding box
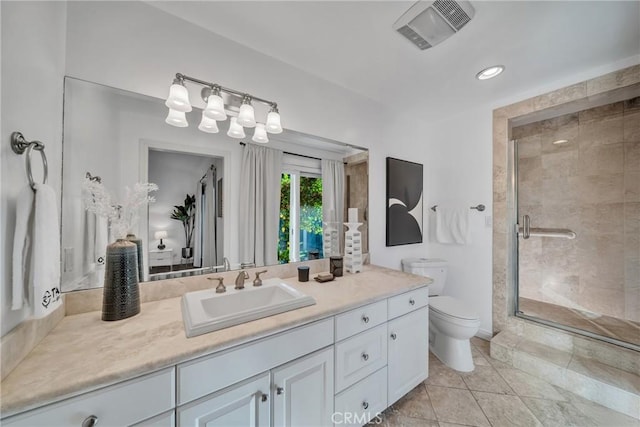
[82,178,158,240]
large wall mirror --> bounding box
[61,77,368,292]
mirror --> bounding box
[60,77,368,292]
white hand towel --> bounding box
[32,183,62,318]
[435,206,469,244]
[12,186,35,310]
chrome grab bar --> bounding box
[517,215,576,240]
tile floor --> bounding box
[371,338,639,427]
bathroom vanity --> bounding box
[1,265,430,427]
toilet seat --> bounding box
[429,296,479,321]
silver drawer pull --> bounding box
[361,352,369,361]
[260,392,268,402]
[390,332,397,340]
[276,386,284,395]
[362,401,369,410]
[409,298,415,306]
[361,315,370,323]
[82,415,99,427]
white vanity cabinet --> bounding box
[272,347,334,427]
[177,373,271,427]
[2,368,175,427]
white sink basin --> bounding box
[181,278,316,338]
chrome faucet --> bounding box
[223,257,231,271]
[235,271,249,290]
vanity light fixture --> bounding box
[237,96,257,128]
[227,117,246,139]
[476,65,505,80]
[252,123,269,143]
[165,108,188,127]
[198,112,219,133]
[165,73,282,141]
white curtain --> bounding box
[193,181,204,267]
[239,144,283,267]
[202,172,217,267]
[322,159,345,253]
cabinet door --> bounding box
[177,373,270,427]
[272,347,334,427]
[387,307,429,406]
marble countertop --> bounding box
[0,265,430,416]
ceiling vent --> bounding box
[393,0,475,50]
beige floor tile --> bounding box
[461,365,516,395]
[471,347,492,367]
[425,355,467,389]
[378,413,439,427]
[553,387,640,427]
[521,397,598,427]
[426,385,490,427]
[496,368,567,401]
[391,384,437,421]
[472,391,543,427]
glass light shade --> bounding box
[154,231,168,240]
[266,111,283,134]
[227,117,246,139]
[198,113,219,133]
[203,93,227,121]
[165,83,192,112]
[165,108,188,127]
[237,103,256,128]
[252,123,269,143]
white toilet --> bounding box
[402,258,480,372]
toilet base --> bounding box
[430,332,475,372]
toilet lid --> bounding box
[429,296,479,320]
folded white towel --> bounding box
[435,206,469,244]
[12,186,35,310]
[32,183,62,318]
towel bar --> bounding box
[11,131,48,190]
[431,204,485,212]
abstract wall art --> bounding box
[386,157,423,246]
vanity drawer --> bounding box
[387,287,429,320]
[335,300,387,342]
[335,324,387,392]
[2,368,175,427]
[334,367,387,426]
[177,318,333,405]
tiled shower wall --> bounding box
[513,99,639,321]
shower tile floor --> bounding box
[519,297,640,347]
[370,338,638,427]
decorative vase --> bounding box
[344,222,363,273]
[102,239,140,321]
[126,233,144,282]
[182,247,193,259]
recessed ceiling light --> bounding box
[552,139,569,145]
[476,65,505,80]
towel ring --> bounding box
[11,131,48,190]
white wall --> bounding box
[1,1,67,335]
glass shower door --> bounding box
[513,100,639,350]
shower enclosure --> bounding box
[510,96,639,351]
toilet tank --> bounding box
[401,258,448,296]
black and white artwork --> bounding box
[386,157,423,246]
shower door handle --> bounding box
[518,215,531,239]
[517,215,576,240]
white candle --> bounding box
[348,208,358,223]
